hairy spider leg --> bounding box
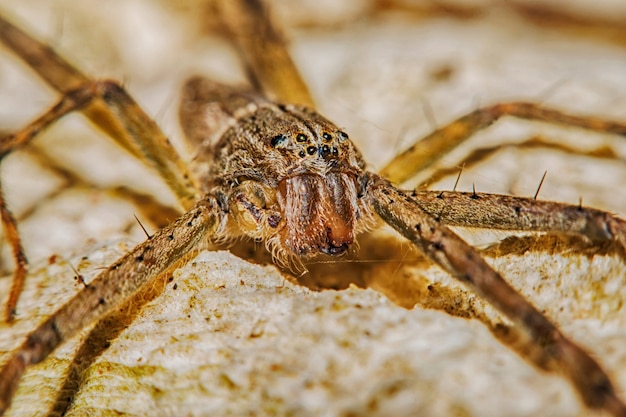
[381,102,626,185]
[367,174,626,415]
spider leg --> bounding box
[421,136,622,189]
[215,0,314,107]
[0,178,26,323]
[0,14,198,207]
[411,190,626,249]
[0,81,114,322]
[0,83,101,158]
[0,196,223,415]
[365,172,626,416]
[380,102,626,184]
[0,79,200,321]
[0,12,212,320]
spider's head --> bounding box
[262,105,369,258]
[209,101,370,259]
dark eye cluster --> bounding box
[270,130,348,160]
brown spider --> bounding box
[0,1,626,416]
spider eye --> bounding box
[296,133,308,143]
[338,131,349,142]
[322,132,332,141]
[271,134,288,148]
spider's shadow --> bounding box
[233,229,622,313]
[235,229,624,377]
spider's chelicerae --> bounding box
[1,1,626,416]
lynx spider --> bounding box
[0,1,626,416]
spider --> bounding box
[0,1,626,416]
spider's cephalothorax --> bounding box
[180,77,372,258]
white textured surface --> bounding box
[0,1,625,416]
